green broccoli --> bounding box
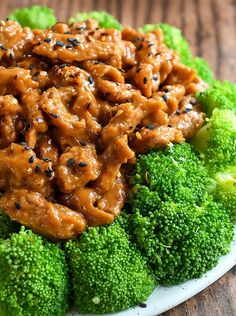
[0,228,69,316]
[196,80,236,116]
[0,212,20,239]
[132,143,211,206]
[140,23,213,83]
[69,11,122,30]
[132,199,233,285]
[212,167,236,221]
[192,109,236,174]
[66,221,156,314]
[9,5,57,29]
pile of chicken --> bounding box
[0,19,206,239]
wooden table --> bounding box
[1,0,236,315]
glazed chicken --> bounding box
[0,18,206,239]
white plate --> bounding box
[69,226,236,316]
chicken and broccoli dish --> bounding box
[0,6,235,316]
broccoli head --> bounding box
[192,109,236,174]
[0,228,69,316]
[9,5,57,29]
[66,221,156,314]
[140,23,213,83]
[0,212,20,239]
[69,11,122,30]
[197,80,236,116]
[212,167,236,222]
[132,200,234,285]
[132,143,211,206]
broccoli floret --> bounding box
[196,80,236,116]
[140,23,213,83]
[212,167,236,222]
[9,5,57,29]
[132,143,210,206]
[132,200,234,285]
[69,11,122,30]
[192,109,236,174]
[0,228,69,316]
[66,221,156,314]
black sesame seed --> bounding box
[0,45,7,51]
[148,52,152,57]
[79,140,87,146]
[88,76,94,84]
[24,145,31,150]
[29,63,35,70]
[44,38,52,42]
[67,158,76,167]
[176,109,181,115]
[29,155,34,163]
[15,202,21,210]
[146,124,155,130]
[148,43,154,47]
[136,68,141,73]
[59,64,67,68]
[66,44,73,49]
[51,113,59,119]
[139,303,147,308]
[9,53,14,61]
[36,117,43,123]
[76,26,86,31]
[94,61,100,64]
[184,104,193,112]
[78,162,87,168]
[34,71,40,77]
[153,75,158,81]
[45,168,54,178]
[43,157,51,162]
[155,52,161,56]
[56,41,65,47]
[137,44,142,51]
[143,77,147,85]
[162,94,168,101]
[68,38,75,43]
[35,165,41,173]
[71,41,79,47]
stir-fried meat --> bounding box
[0,19,207,239]
[55,144,101,193]
[0,143,53,196]
[0,189,85,239]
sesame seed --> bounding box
[136,68,141,73]
[56,41,65,47]
[44,38,52,42]
[29,63,35,70]
[146,124,155,130]
[76,26,86,31]
[79,140,87,146]
[45,168,54,178]
[43,157,51,162]
[162,94,168,101]
[35,165,41,173]
[137,44,142,51]
[139,303,147,308]
[15,202,21,210]
[67,158,76,167]
[36,117,43,123]
[59,64,67,68]
[143,77,147,85]
[148,43,154,47]
[51,113,59,118]
[9,53,14,61]
[88,76,94,84]
[68,38,75,43]
[0,45,7,51]
[24,145,31,150]
[34,71,40,77]
[148,52,152,57]
[66,44,73,49]
[78,162,87,168]
[29,155,34,163]
[184,104,193,112]
[153,75,158,81]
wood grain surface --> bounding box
[1,1,236,315]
